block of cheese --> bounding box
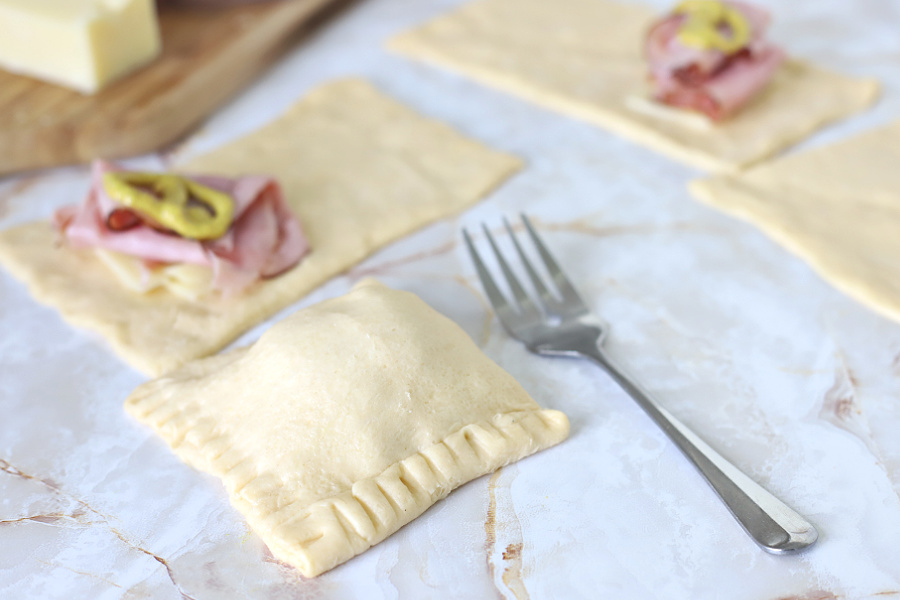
[0,0,161,93]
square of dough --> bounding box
[389,0,879,172]
[690,119,900,323]
[125,279,570,577]
[0,79,521,376]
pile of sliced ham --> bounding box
[54,161,310,296]
[645,1,785,121]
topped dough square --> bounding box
[125,279,570,577]
[390,0,879,172]
[0,79,521,376]
[690,119,900,323]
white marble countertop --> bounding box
[2,0,900,598]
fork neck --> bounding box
[580,346,617,374]
[563,338,609,366]
[575,345,651,407]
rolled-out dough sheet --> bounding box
[390,0,879,172]
[690,119,900,323]
[125,279,570,577]
[0,80,521,376]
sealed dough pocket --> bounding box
[125,279,569,577]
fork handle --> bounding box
[583,347,818,554]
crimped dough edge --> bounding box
[125,364,569,577]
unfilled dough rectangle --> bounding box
[690,119,900,323]
[0,79,522,375]
[390,0,879,172]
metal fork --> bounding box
[463,214,818,554]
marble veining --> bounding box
[2,0,900,598]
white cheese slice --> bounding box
[0,0,161,93]
[624,94,714,133]
[94,248,214,301]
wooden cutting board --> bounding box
[0,0,347,177]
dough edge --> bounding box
[689,177,900,324]
[125,358,569,577]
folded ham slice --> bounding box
[54,161,310,296]
[645,1,785,121]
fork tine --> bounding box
[520,214,585,307]
[463,228,515,322]
[503,216,561,311]
[481,224,541,318]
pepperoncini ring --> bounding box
[674,0,750,54]
[102,172,235,241]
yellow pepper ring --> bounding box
[674,0,751,54]
[102,172,235,241]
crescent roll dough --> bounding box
[0,79,521,376]
[690,119,900,324]
[390,0,879,172]
[125,280,570,577]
